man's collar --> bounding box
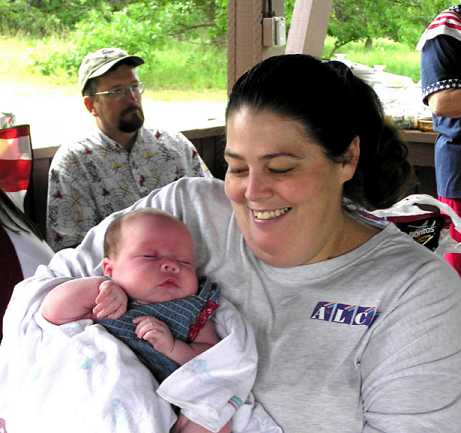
[96,127,142,151]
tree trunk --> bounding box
[365,37,373,50]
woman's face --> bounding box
[224,107,358,267]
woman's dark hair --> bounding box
[0,189,45,240]
[226,54,413,209]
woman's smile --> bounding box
[251,207,292,221]
[225,107,356,267]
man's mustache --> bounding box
[121,106,142,116]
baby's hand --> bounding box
[93,279,128,320]
[133,316,174,355]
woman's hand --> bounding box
[92,279,128,319]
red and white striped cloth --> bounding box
[417,5,461,50]
[0,124,32,212]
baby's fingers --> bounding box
[133,317,159,338]
[94,280,113,304]
[93,298,124,319]
[104,303,126,320]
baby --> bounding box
[41,208,229,433]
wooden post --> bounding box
[227,0,285,94]
[262,0,285,61]
[285,0,332,58]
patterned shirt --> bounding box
[46,127,211,250]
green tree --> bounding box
[30,0,228,82]
[325,0,458,58]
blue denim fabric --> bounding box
[99,277,220,382]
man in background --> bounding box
[419,4,461,276]
[46,47,210,251]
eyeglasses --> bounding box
[93,82,145,100]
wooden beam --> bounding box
[285,0,332,58]
[227,0,261,93]
[227,0,285,93]
[262,0,285,61]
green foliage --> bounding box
[0,0,108,36]
[0,0,60,36]
[209,0,227,44]
[70,2,166,56]
[397,0,457,46]
[31,1,227,90]
[0,0,227,41]
[143,41,226,90]
[323,37,421,82]
[281,0,458,57]
[4,0,459,91]
[284,0,296,24]
[326,0,459,57]
[31,0,227,80]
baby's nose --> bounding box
[160,259,179,274]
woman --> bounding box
[0,189,53,339]
[2,55,461,432]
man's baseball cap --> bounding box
[78,47,144,94]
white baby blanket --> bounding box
[0,265,281,433]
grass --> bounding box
[0,36,64,86]
[1,35,227,101]
[141,42,227,92]
[2,34,420,100]
[323,37,421,82]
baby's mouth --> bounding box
[158,278,178,288]
[251,207,291,220]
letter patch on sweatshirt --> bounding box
[311,302,379,327]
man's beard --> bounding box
[118,106,144,132]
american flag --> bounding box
[417,6,461,50]
[0,124,32,212]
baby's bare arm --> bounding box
[41,277,128,324]
[41,277,106,324]
[133,318,219,365]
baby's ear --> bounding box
[102,258,113,277]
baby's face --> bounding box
[104,214,198,303]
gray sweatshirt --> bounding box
[47,177,461,433]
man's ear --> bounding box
[102,257,113,278]
[340,136,360,183]
[83,95,98,117]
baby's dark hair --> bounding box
[103,208,179,258]
[226,54,414,209]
